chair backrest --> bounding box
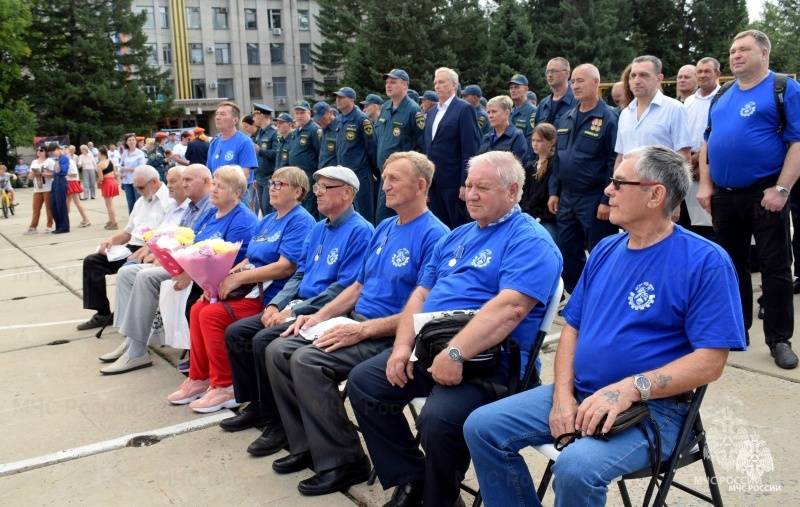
[518,277,564,393]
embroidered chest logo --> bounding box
[223,150,234,162]
[628,282,656,310]
[471,249,492,268]
[327,247,339,265]
[392,248,410,267]
[740,102,756,117]
[267,231,281,243]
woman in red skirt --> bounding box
[66,153,90,227]
[96,146,119,230]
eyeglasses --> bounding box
[268,179,290,190]
[545,69,568,75]
[134,181,149,191]
[609,177,660,191]
[312,183,345,194]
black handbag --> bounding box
[413,312,503,379]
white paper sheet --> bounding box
[299,316,359,341]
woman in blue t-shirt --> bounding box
[169,166,313,414]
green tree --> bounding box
[752,0,800,74]
[483,0,541,99]
[687,0,748,66]
[0,0,36,163]
[24,0,175,145]
[627,0,685,77]
[312,0,365,96]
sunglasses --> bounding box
[609,177,660,191]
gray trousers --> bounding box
[116,264,170,344]
[82,167,97,198]
[266,334,393,472]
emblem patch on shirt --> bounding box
[327,141,335,152]
[393,127,401,137]
[327,247,339,265]
[363,120,373,136]
[392,248,410,268]
[416,112,425,130]
[740,102,756,117]
[224,150,234,162]
[471,249,492,268]
[346,131,356,141]
[267,231,281,242]
[628,282,656,310]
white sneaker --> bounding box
[23,228,38,235]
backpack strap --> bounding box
[705,80,736,138]
[774,73,788,135]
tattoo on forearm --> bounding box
[655,372,672,390]
[601,389,620,404]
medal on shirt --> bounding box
[314,244,322,262]
[449,246,464,267]
[376,235,389,255]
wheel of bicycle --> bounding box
[1,198,8,219]
[9,200,15,215]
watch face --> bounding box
[635,375,651,390]
[448,347,461,361]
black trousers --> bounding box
[347,347,508,507]
[82,246,142,315]
[224,314,292,418]
[429,182,469,230]
[712,184,794,346]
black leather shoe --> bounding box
[219,404,269,432]
[383,482,424,507]
[758,305,765,320]
[246,421,288,456]
[272,451,313,474]
[794,278,800,294]
[771,343,799,369]
[297,455,371,496]
[77,312,113,331]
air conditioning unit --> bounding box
[265,81,273,88]
[272,28,282,36]
[301,64,308,71]
[278,98,287,105]
[209,82,218,89]
[206,46,214,53]
[219,7,228,13]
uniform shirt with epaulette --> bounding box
[275,132,291,171]
[255,124,279,181]
[511,101,537,168]
[535,87,579,129]
[319,116,341,169]
[476,106,491,137]
[287,120,323,176]
[337,106,378,179]
[375,95,426,171]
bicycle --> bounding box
[1,187,15,219]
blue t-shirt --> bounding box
[193,202,259,265]
[355,211,449,319]
[207,131,259,184]
[246,204,316,301]
[419,209,562,372]
[706,72,800,188]
[565,226,746,394]
[296,210,374,299]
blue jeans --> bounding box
[122,183,138,214]
[464,384,689,507]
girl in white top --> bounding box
[66,157,90,227]
[24,146,55,234]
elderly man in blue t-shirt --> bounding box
[261,151,449,496]
[347,151,563,507]
[464,145,746,506]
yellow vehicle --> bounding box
[1,187,15,218]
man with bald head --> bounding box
[676,65,698,103]
[548,64,620,294]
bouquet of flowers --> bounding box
[142,226,196,276]
[172,239,242,303]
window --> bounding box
[272,77,287,98]
[189,43,203,64]
[250,78,262,99]
[302,79,315,98]
[215,43,231,65]
[268,9,282,29]
[244,8,257,30]
[324,76,339,87]
[186,7,201,29]
[144,43,157,65]
[139,6,155,29]
[217,78,234,99]
[192,79,206,99]
[270,43,284,64]
[300,44,312,65]
[246,43,260,65]
[212,7,229,29]
[162,43,172,65]
[159,6,169,29]
[298,10,310,30]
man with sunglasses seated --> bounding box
[464,146,746,506]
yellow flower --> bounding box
[143,230,155,242]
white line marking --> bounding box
[0,264,83,279]
[0,319,88,331]
[0,412,232,477]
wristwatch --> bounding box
[446,345,464,363]
[633,374,651,402]
[775,184,790,197]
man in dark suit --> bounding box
[424,67,480,229]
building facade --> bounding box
[136,0,331,133]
